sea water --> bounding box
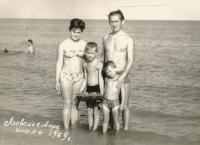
[0,19,200,145]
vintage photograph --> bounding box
[0,0,200,145]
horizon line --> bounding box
[0,18,200,21]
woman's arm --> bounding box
[55,43,64,92]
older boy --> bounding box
[102,61,125,133]
[79,42,104,131]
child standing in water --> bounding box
[102,61,125,133]
[79,42,104,131]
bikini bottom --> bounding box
[62,72,84,85]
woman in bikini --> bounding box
[55,19,86,129]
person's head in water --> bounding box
[108,10,125,33]
[4,48,9,53]
[28,39,33,46]
[69,19,85,42]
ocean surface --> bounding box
[0,19,200,145]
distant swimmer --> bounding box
[26,39,35,54]
[4,48,9,53]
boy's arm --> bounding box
[120,83,125,111]
[79,64,87,93]
[98,62,104,96]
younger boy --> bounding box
[79,42,104,131]
[102,61,125,133]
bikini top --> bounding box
[64,50,84,58]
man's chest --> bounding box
[105,37,127,51]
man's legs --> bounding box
[123,83,130,130]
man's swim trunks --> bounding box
[116,71,130,84]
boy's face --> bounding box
[104,66,116,78]
[85,48,97,61]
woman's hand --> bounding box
[55,82,61,93]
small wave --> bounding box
[133,109,200,120]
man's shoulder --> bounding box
[103,33,111,41]
[120,31,133,39]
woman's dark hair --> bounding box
[69,19,85,32]
[28,39,33,44]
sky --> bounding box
[0,0,200,20]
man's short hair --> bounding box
[108,9,125,21]
[28,39,33,44]
[85,42,98,52]
[69,18,85,32]
[103,61,116,71]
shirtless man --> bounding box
[26,39,35,53]
[102,10,134,130]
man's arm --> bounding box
[102,36,105,63]
[118,37,134,85]
[98,62,104,96]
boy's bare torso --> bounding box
[104,76,120,100]
[85,59,99,86]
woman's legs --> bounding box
[60,79,73,129]
[71,79,84,126]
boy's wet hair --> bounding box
[108,9,125,21]
[85,42,98,52]
[103,61,116,71]
[28,39,33,44]
[69,18,85,32]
